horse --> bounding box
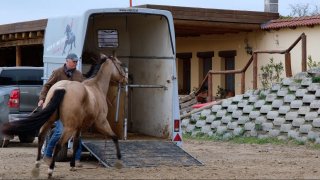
[2,55,127,178]
[62,24,76,55]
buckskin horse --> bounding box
[2,54,127,178]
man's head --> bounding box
[65,53,78,69]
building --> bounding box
[7,5,315,100]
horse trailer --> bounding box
[41,8,201,167]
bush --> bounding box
[259,58,284,89]
[307,55,320,69]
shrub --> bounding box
[307,55,320,69]
[259,58,284,89]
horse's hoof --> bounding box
[47,168,53,178]
[114,160,123,169]
[31,167,40,178]
[70,167,76,171]
[35,161,41,168]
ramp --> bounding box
[82,140,202,168]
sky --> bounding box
[0,0,319,25]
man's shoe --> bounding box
[75,160,83,167]
[43,156,52,166]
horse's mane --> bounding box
[84,55,110,78]
[84,63,102,78]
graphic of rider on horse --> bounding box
[62,24,76,55]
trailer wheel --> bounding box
[43,128,68,162]
[18,135,35,143]
[55,145,68,162]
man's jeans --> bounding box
[44,120,82,160]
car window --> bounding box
[0,69,43,85]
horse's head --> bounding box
[65,24,71,33]
[100,54,127,84]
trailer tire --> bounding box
[55,145,68,162]
[43,128,68,162]
[18,135,35,143]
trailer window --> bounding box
[98,30,118,48]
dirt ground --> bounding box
[1,138,320,179]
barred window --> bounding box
[98,30,118,48]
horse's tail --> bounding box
[1,89,66,136]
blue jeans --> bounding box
[44,120,82,160]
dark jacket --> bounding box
[39,65,84,101]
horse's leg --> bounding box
[62,41,67,54]
[68,42,72,53]
[31,113,58,178]
[48,129,73,177]
[71,130,81,168]
[38,113,58,162]
[94,121,121,160]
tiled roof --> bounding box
[261,15,320,30]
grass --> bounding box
[312,76,320,83]
[294,79,302,83]
[183,133,320,150]
[230,136,284,145]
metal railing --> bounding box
[196,33,307,102]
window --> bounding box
[0,69,43,85]
[97,30,119,48]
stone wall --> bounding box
[181,72,320,143]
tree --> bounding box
[288,3,320,17]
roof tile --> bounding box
[261,15,320,30]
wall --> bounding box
[176,32,252,96]
[256,26,320,79]
[176,25,320,96]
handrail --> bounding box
[196,33,307,101]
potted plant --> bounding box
[216,86,227,99]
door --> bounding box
[177,53,192,95]
[202,57,212,90]
[225,57,235,94]
[183,59,191,94]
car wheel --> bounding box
[18,135,35,143]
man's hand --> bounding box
[38,99,44,107]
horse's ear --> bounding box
[99,53,108,64]
[100,53,107,60]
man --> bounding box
[39,53,84,167]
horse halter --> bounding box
[108,56,127,84]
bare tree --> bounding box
[311,5,320,16]
[289,3,320,17]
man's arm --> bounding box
[38,70,59,105]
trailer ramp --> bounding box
[82,140,202,168]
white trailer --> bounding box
[43,7,181,142]
[42,7,202,167]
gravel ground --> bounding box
[1,138,320,179]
